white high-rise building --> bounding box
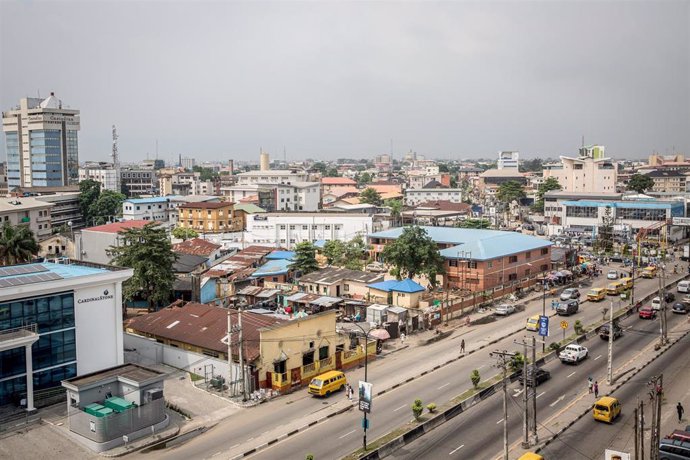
[2,93,80,189]
[497,151,519,170]
[79,162,119,192]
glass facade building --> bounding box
[5,132,20,189]
[0,292,77,405]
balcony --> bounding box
[0,324,39,352]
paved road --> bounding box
[256,305,688,460]
[139,267,685,460]
[387,308,689,460]
[552,323,690,460]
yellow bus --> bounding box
[641,266,657,278]
[308,371,347,397]
[620,277,633,289]
[587,288,606,301]
[607,282,624,295]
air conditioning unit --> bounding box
[145,388,163,403]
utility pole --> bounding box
[514,339,529,448]
[531,336,538,445]
[639,400,645,460]
[541,278,546,353]
[227,309,232,394]
[492,350,515,460]
[649,374,663,460]
[238,307,248,401]
[659,266,668,345]
[634,405,639,460]
[607,299,614,384]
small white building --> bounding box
[236,169,310,186]
[122,197,177,222]
[79,163,119,192]
[77,220,157,265]
[405,188,464,206]
[221,182,320,212]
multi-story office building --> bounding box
[0,162,7,195]
[236,169,309,186]
[120,168,157,197]
[177,202,243,233]
[0,261,133,408]
[645,169,688,194]
[221,182,320,211]
[78,162,119,192]
[122,197,175,222]
[0,197,54,240]
[543,145,617,193]
[180,157,195,170]
[2,93,80,189]
[35,192,84,229]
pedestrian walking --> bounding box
[594,381,599,398]
[460,339,466,354]
[678,402,685,422]
[588,377,593,394]
[400,332,406,345]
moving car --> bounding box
[587,288,606,302]
[560,288,581,301]
[641,266,657,278]
[672,302,688,314]
[308,370,347,397]
[652,297,662,311]
[518,366,551,387]
[620,277,633,289]
[557,300,579,316]
[678,280,690,293]
[593,396,621,423]
[659,438,690,459]
[495,304,517,316]
[607,282,624,295]
[559,344,588,364]
[665,292,676,303]
[607,270,619,280]
[639,305,657,319]
[599,322,623,340]
[526,315,540,331]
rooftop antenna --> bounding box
[112,125,121,192]
[283,146,287,164]
[155,139,159,159]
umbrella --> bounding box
[369,329,391,340]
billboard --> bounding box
[358,380,373,413]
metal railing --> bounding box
[0,323,38,340]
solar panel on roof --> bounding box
[0,271,62,288]
[0,265,48,278]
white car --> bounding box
[494,304,516,316]
[678,281,690,293]
[607,270,618,280]
[559,344,588,364]
[652,297,662,311]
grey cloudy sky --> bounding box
[1,1,688,164]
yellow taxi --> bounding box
[607,282,624,295]
[593,396,621,423]
[620,277,633,289]
[587,288,606,302]
[525,315,540,332]
[641,266,657,278]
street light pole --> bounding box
[541,277,546,353]
[352,323,373,452]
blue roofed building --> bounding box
[368,226,552,293]
[367,278,426,308]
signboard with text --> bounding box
[358,381,373,413]
[538,315,549,337]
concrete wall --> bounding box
[78,230,118,265]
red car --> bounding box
[639,305,657,319]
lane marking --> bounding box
[594,355,602,360]
[536,391,546,399]
[514,389,524,396]
[549,395,565,407]
[438,382,450,390]
[449,444,465,455]
[567,371,576,378]
[339,429,356,439]
[496,418,504,424]
[393,404,406,412]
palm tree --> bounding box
[0,223,40,265]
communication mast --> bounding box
[112,125,121,192]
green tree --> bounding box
[79,179,101,222]
[323,240,346,265]
[533,177,562,212]
[357,172,372,186]
[109,223,177,312]
[290,241,319,275]
[324,167,340,177]
[470,369,481,389]
[496,180,526,205]
[386,199,403,227]
[456,218,491,229]
[627,173,654,194]
[312,162,327,175]
[411,399,424,420]
[510,352,527,373]
[90,190,125,225]
[192,166,219,181]
[382,226,445,288]
[595,206,615,253]
[343,235,368,270]
[172,226,199,240]
[0,223,40,265]
[519,158,544,173]
[360,187,383,206]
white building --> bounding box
[497,151,519,170]
[236,169,309,186]
[543,145,617,193]
[76,220,156,265]
[0,261,133,409]
[79,163,119,192]
[122,197,176,222]
[221,182,320,212]
[405,188,464,206]
[244,212,382,249]
[159,172,216,196]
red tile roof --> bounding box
[125,302,285,362]
[85,220,154,234]
[173,238,221,257]
[321,177,357,185]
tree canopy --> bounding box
[192,165,219,181]
[496,180,526,205]
[386,199,403,227]
[79,179,125,225]
[533,177,562,212]
[456,218,491,229]
[360,187,383,206]
[0,223,39,265]
[172,226,199,240]
[290,241,319,275]
[109,223,177,312]
[519,158,544,173]
[627,173,654,194]
[382,226,445,287]
[321,236,369,270]
[357,172,373,186]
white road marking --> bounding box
[478,364,487,369]
[230,444,240,449]
[567,371,576,378]
[549,395,566,407]
[393,404,407,412]
[339,429,356,439]
[594,354,602,360]
[449,444,465,455]
[537,391,546,399]
[438,382,450,390]
[496,418,504,424]
[514,389,524,396]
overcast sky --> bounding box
[1,1,688,164]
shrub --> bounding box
[306,455,314,460]
[470,369,481,389]
[574,320,584,335]
[549,342,560,351]
[510,352,527,372]
[426,403,437,413]
[412,399,424,420]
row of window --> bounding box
[0,363,77,406]
[0,293,75,333]
[279,224,343,230]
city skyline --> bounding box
[1,1,688,163]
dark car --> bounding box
[639,305,657,319]
[557,300,579,316]
[672,302,688,314]
[665,292,676,303]
[518,366,551,387]
[599,322,623,340]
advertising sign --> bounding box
[538,315,549,337]
[358,380,373,413]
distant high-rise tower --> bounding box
[2,93,80,189]
[260,150,270,171]
[497,151,519,170]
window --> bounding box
[448,260,458,267]
[525,251,531,259]
[541,248,548,255]
[302,225,308,230]
[508,273,518,281]
[468,261,477,269]
[487,261,493,268]
[325,225,331,230]
[565,206,598,218]
[289,225,296,230]
[508,256,518,263]
[344,284,349,292]
[279,225,286,230]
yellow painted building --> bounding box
[178,201,243,233]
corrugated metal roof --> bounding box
[367,279,425,293]
[252,259,292,277]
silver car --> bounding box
[495,304,516,316]
[560,288,581,301]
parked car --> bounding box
[607,270,619,280]
[518,366,551,387]
[495,304,517,316]
[639,305,657,319]
[560,288,581,301]
[599,322,623,340]
[559,344,588,364]
[557,300,580,316]
[672,302,688,314]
